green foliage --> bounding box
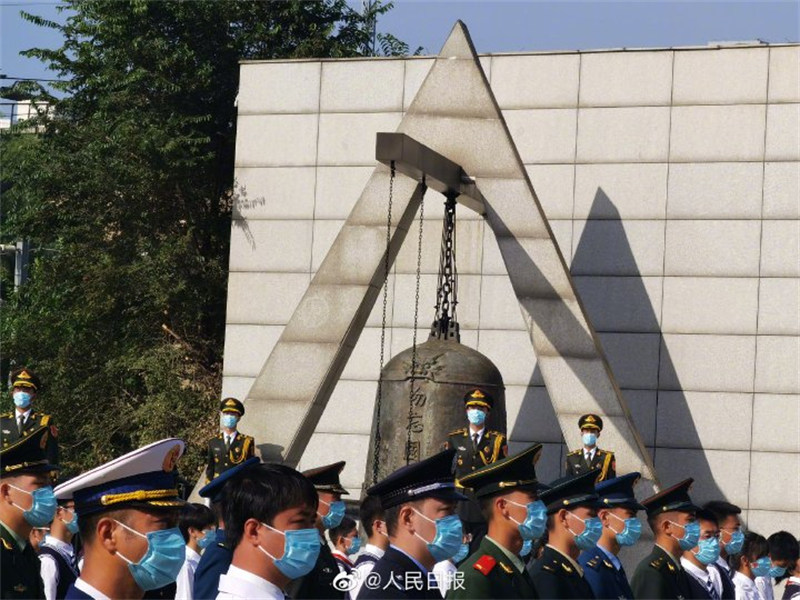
[1,0,407,483]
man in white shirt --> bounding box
[39,497,80,600]
[351,494,389,600]
[681,508,725,599]
[175,502,216,600]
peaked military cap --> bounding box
[458,443,545,498]
[10,367,41,391]
[578,414,603,431]
[1,425,58,475]
[219,397,245,416]
[463,388,493,410]
[55,438,185,517]
[641,478,698,517]
[199,456,260,503]
[540,470,600,514]
[596,472,645,510]
[303,461,349,495]
[367,449,467,509]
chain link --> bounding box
[432,193,459,340]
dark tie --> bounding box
[472,433,479,451]
[706,577,719,600]
[17,415,24,434]
[225,435,231,450]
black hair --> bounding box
[178,502,216,542]
[384,500,423,537]
[223,463,318,549]
[703,501,742,523]
[768,531,799,563]
[78,506,178,544]
[329,516,357,545]
[694,508,719,527]
[479,496,494,522]
[730,531,768,572]
[359,495,384,538]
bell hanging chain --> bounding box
[431,191,459,341]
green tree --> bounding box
[0,0,406,483]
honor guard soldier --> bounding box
[286,461,348,600]
[1,424,59,599]
[448,443,545,600]
[630,478,699,600]
[528,470,602,599]
[443,388,507,553]
[565,414,615,483]
[578,473,645,599]
[360,449,467,600]
[205,398,255,484]
[54,438,186,600]
[2,368,59,470]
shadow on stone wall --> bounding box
[230,179,265,249]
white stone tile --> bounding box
[755,336,800,394]
[624,389,657,447]
[763,162,800,219]
[579,51,673,107]
[667,163,764,219]
[238,61,321,114]
[760,220,800,277]
[752,393,800,453]
[549,220,574,261]
[746,510,800,539]
[571,220,665,277]
[391,273,481,330]
[574,163,668,220]
[656,391,753,450]
[661,277,759,335]
[235,114,319,166]
[314,166,375,220]
[577,107,671,163]
[320,60,404,112]
[483,219,572,274]
[670,105,766,162]
[597,333,661,390]
[229,220,313,272]
[310,220,344,273]
[505,385,562,444]
[477,329,541,386]
[766,103,800,161]
[758,278,800,336]
[299,432,370,494]
[396,218,484,275]
[660,334,756,393]
[403,58,434,110]
[573,276,663,333]
[479,274,530,331]
[222,325,284,377]
[503,109,577,163]
[748,452,800,512]
[317,112,403,166]
[768,46,800,103]
[655,448,751,508]
[232,167,316,220]
[226,272,310,325]
[673,48,768,105]
[221,376,255,402]
[340,327,385,382]
[491,54,579,108]
[664,220,761,277]
[316,380,376,435]
[526,164,575,220]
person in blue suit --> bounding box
[578,473,645,600]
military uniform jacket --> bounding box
[358,546,440,600]
[528,545,596,600]
[286,539,343,600]
[565,448,615,482]
[630,545,694,600]
[579,545,634,600]
[1,524,45,599]
[193,528,232,600]
[1,410,59,468]
[205,432,255,483]
[448,536,539,600]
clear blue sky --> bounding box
[1,1,799,86]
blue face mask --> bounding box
[259,523,321,579]
[751,556,772,578]
[693,537,721,565]
[467,408,486,426]
[13,391,33,409]
[769,563,787,578]
[413,510,463,563]
[346,536,361,555]
[724,529,745,555]
[520,539,533,557]
[320,500,345,529]
[220,413,238,429]
[608,512,642,547]
[508,499,547,541]
[59,507,80,535]
[114,521,185,591]
[669,520,701,551]
[197,529,215,550]
[582,432,597,447]
[567,512,603,551]
[9,484,57,528]
[452,542,470,563]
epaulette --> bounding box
[0,412,12,418]
[1,537,13,550]
[40,414,50,426]
[498,562,513,574]
[650,556,666,570]
[598,448,614,456]
[567,449,581,456]
[448,427,468,436]
[473,555,497,575]
[541,563,556,573]
[585,557,601,570]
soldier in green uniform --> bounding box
[565,414,615,483]
[204,398,255,483]
[630,478,699,600]
[0,424,59,599]
[1,368,59,470]
[443,388,507,553]
[448,443,544,599]
[528,470,602,599]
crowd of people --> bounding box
[1,367,798,600]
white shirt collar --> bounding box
[681,557,710,582]
[469,427,485,443]
[74,577,112,600]
[42,534,74,558]
[218,564,285,599]
[15,408,32,421]
[363,543,385,559]
[716,556,732,574]
[185,545,201,565]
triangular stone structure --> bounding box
[237,21,659,493]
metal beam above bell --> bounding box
[375,132,485,215]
